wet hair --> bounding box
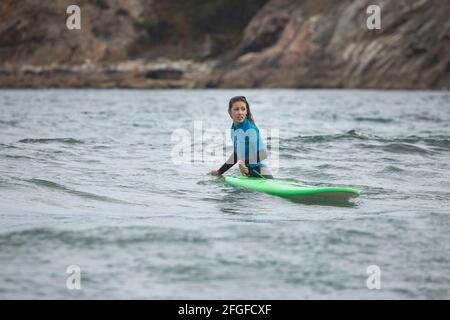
[228,96,255,124]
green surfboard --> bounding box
[224,176,360,203]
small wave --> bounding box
[0,143,18,149]
[354,116,393,123]
[381,143,432,155]
[285,130,370,144]
[284,132,450,153]
[2,154,34,160]
[26,178,130,204]
[0,120,19,127]
[279,152,302,159]
[315,163,350,170]
[17,138,83,144]
[0,226,208,248]
[392,136,450,150]
[279,145,313,154]
[406,114,443,123]
[27,178,67,190]
[381,165,405,173]
[356,142,433,155]
[132,123,154,128]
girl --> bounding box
[211,96,273,179]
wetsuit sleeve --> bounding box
[249,128,268,163]
[255,128,267,163]
[218,152,238,175]
[247,148,268,164]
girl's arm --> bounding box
[218,151,238,174]
[211,152,238,176]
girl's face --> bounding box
[229,101,247,124]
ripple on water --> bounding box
[17,138,84,144]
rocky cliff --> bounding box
[206,0,450,89]
[0,0,448,89]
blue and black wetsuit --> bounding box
[218,118,273,179]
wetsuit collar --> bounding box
[231,118,249,130]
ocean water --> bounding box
[0,89,449,299]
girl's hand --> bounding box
[211,169,220,176]
[238,160,249,176]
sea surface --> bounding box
[0,89,449,299]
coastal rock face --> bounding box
[205,0,450,89]
[0,0,448,89]
[0,0,145,65]
[0,0,265,88]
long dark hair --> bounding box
[228,96,255,124]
